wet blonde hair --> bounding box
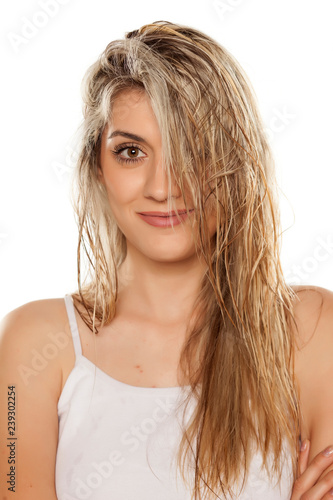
[70,20,300,499]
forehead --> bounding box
[111,88,151,120]
[104,88,161,145]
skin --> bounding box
[0,88,333,499]
[291,286,333,498]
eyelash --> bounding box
[111,143,146,165]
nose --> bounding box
[143,156,181,202]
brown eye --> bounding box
[126,147,140,158]
[120,147,145,160]
[112,144,146,164]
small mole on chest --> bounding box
[134,364,144,373]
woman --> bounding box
[1,20,333,500]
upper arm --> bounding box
[292,285,333,464]
[0,301,63,499]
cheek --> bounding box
[102,171,143,217]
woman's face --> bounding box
[98,88,216,263]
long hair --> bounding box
[69,20,301,499]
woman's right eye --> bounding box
[111,145,146,165]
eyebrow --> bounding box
[107,130,148,144]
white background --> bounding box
[0,0,332,318]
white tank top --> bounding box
[55,294,294,500]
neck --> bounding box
[116,243,208,326]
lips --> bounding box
[137,209,194,227]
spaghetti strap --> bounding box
[63,294,82,358]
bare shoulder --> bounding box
[290,285,333,456]
[0,296,70,344]
[0,297,72,394]
[1,296,68,328]
[290,284,333,349]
